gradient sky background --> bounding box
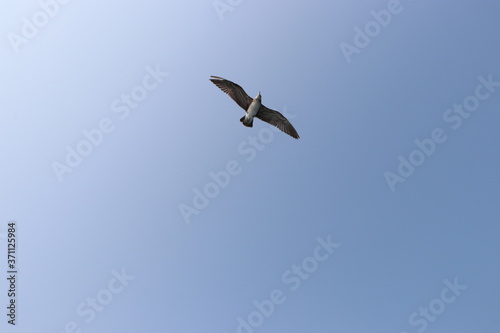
[1,1,499,332]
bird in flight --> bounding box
[209,76,300,139]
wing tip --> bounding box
[289,131,300,139]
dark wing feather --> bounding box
[256,106,300,139]
[209,76,253,111]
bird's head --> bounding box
[255,91,261,101]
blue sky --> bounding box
[1,1,499,332]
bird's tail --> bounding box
[240,116,253,127]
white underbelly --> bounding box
[246,100,261,119]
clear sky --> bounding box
[0,1,499,332]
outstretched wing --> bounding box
[256,106,300,139]
[209,76,253,111]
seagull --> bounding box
[209,76,300,139]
